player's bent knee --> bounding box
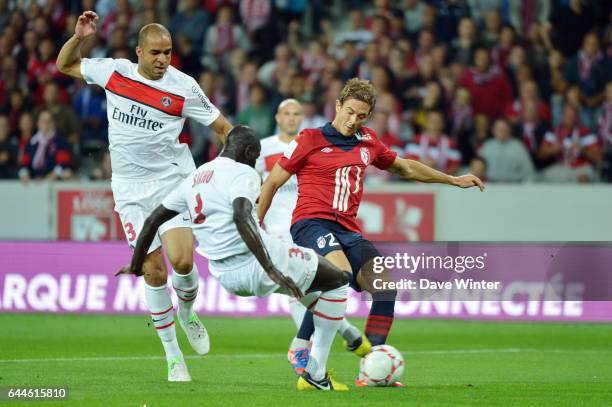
[170,258,193,274]
[143,266,167,286]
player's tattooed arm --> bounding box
[115,205,179,277]
[57,11,98,80]
[387,157,485,191]
[233,197,303,298]
[257,163,292,223]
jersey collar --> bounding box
[320,122,362,151]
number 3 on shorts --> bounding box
[124,222,136,242]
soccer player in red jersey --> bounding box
[257,78,484,381]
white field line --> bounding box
[0,348,609,364]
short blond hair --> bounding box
[338,78,377,111]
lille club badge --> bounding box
[360,147,370,166]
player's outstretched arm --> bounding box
[387,157,485,191]
[257,163,292,223]
[210,115,233,144]
[115,205,179,277]
[56,11,99,80]
[233,197,303,298]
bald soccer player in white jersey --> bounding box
[255,99,370,376]
[57,11,233,382]
[118,126,351,390]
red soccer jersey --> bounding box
[277,123,397,233]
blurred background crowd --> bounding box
[0,0,611,183]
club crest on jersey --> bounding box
[317,236,326,249]
[161,96,172,107]
[360,147,370,165]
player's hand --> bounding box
[75,11,98,39]
[115,265,143,277]
[453,174,485,191]
[266,267,303,299]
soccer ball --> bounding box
[358,345,405,386]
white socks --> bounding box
[288,298,306,327]
[145,282,182,362]
[289,297,360,345]
[172,264,199,322]
[303,284,349,380]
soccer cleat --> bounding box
[167,357,191,382]
[287,347,309,375]
[344,335,372,358]
[179,312,210,355]
[297,371,349,391]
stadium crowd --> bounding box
[0,0,611,183]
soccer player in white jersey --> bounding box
[255,99,371,375]
[117,126,352,391]
[56,11,233,381]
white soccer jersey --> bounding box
[163,156,262,261]
[80,58,220,181]
[254,135,298,239]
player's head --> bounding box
[333,78,377,136]
[223,125,261,168]
[136,23,172,80]
[276,99,304,137]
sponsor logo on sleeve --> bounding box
[191,86,213,113]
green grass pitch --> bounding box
[0,314,610,406]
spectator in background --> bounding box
[236,82,274,139]
[299,94,326,131]
[0,114,16,178]
[239,0,275,61]
[565,32,611,121]
[170,0,210,49]
[405,110,461,174]
[0,0,9,32]
[4,89,25,133]
[258,42,294,88]
[336,8,374,47]
[451,17,478,66]
[34,82,80,147]
[459,47,513,120]
[435,0,471,44]
[370,110,403,148]
[174,35,203,78]
[544,0,596,59]
[478,117,535,182]
[16,111,34,163]
[506,80,551,125]
[411,80,446,131]
[518,98,553,170]
[598,82,612,181]
[72,83,107,153]
[540,104,601,182]
[508,0,550,38]
[491,25,516,70]
[203,5,251,70]
[450,86,474,164]
[480,9,503,48]
[18,110,72,183]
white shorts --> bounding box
[111,175,191,253]
[208,232,319,297]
